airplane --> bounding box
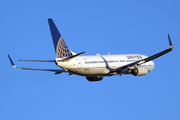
[8,18,174,81]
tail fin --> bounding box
[48,18,73,58]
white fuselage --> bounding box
[55,54,155,76]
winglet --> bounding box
[168,34,173,50]
[8,55,17,68]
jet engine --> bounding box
[131,66,148,76]
[86,76,103,81]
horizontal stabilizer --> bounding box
[57,51,86,62]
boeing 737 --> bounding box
[8,19,174,81]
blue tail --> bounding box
[48,18,73,58]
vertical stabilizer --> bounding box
[48,19,73,58]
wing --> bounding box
[110,34,174,74]
[18,60,55,62]
[8,55,67,75]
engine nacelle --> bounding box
[131,66,148,76]
[86,76,103,82]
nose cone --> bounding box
[147,61,155,72]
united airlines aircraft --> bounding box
[8,19,174,81]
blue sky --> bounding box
[0,0,180,120]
